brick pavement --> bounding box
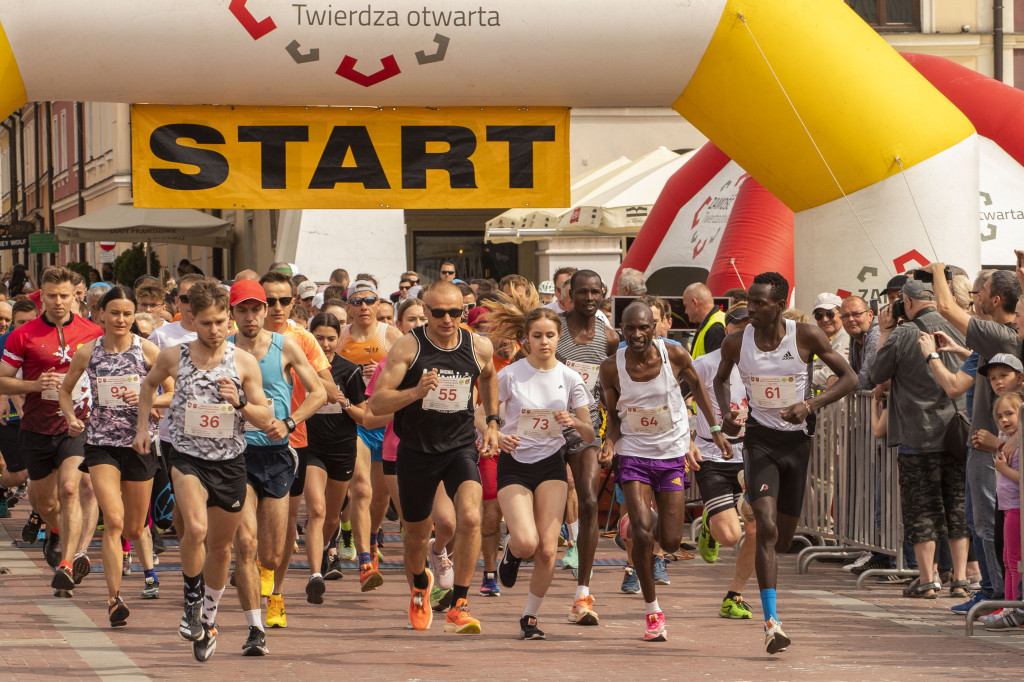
[2,502,1023,681]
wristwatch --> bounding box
[284,416,297,433]
[235,391,247,409]
[926,352,941,362]
[486,414,501,426]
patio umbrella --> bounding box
[56,203,233,248]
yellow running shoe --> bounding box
[409,569,433,631]
[259,565,274,598]
[445,598,482,634]
[266,593,287,628]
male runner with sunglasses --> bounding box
[258,271,339,628]
[369,281,500,634]
[338,280,402,591]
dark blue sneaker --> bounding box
[951,591,987,615]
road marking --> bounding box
[0,523,151,680]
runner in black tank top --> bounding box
[368,282,500,635]
[553,270,619,627]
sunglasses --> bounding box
[465,302,476,309]
[399,285,410,291]
[266,296,293,308]
[428,305,464,319]
[813,310,837,321]
[349,296,378,307]
[838,310,869,321]
[441,270,455,275]
[177,294,189,304]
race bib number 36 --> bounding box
[185,401,236,438]
[423,375,472,412]
[516,408,561,438]
[751,375,796,409]
[97,374,141,407]
[565,361,599,392]
[625,405,671,434]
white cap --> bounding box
[311,292,324,310]
[297,281,318,300]
[538,280,555,295]
[812,292,843,311]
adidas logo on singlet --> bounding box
[782,351,794,360]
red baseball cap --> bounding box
[467,305,488,328]
[230,279,267,306]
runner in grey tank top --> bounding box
[167,342,246,461]
[551,270,619,627]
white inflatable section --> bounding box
[794,134,980,308]
[641,160,748,278]
[978,136,1024,267]
[0,0,727,107]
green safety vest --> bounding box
[691,309,726,360]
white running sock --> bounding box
[568,521,579,543]
[311,572,322,579]
[646,599,661,615]
[524,592,544,617]
[202,586,225,624]
[575,585,590,601]
[244,609,264,632]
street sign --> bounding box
[29,232,59,254]
[0,221,33,250]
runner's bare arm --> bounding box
[134,346,179,453]
[474,334,500,457]
[605,323,619,356]
[140,339,174,408]
[598,355,620,466]
[672,345,730,457]
[58,339,94,436]
[230,348,273,430]
[925,262,970,336]
[784,324,857,424]
[283,336,327,425]
[713,331,743,436]
[0,357,50,395]
[366,333,435,414]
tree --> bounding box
[112,243,159,285]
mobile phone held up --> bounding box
[934,332,944,349]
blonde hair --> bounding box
[993,391,1024,426]
[950,274,972,312]
[480,285,543,350]
[782,308,808,324]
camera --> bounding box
[911,266,952,284]
[890,294,907,324]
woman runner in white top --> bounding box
[486,301,593,640]
[60,286,163,627]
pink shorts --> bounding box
[479,454,497,501]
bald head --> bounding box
[233,269,260,282]
[424,280,464,307]
[683,282,714,324]
[623,301,654,326]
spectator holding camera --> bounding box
[870,277,969,598]
[927,262,1022,610]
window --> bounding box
[847,0,920,31]
[59,110,67,173]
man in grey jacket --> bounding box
[841,296,880,391]
[869,278,970,598]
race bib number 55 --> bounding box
[423,375,472,412]
[751,375,796,409]
[185,401,236,438]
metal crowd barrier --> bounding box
[795,391,916,586]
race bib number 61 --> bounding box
[751,375,796,409]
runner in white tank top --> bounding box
[599,302,730,643]
[713,272,856,656]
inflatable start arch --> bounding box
[0,0,980,300]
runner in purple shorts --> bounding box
[598,302,729,642]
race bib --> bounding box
[750,375,797,409]
[42,372,88,402]
[422,375,472,412]
[625,405,672,434]
[730,402,749,437]
[184,401,236,438]
[516,408,561,438]
[97,374,141,407]
[565,360,599,392]
[244,397,274,432]
[317,386,345,414]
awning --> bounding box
[55,203,233,248]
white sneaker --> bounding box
[764,617,790,654]
[843,551,872,572]
[429,538,454,590]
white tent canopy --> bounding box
[56,203,233,248]
[485,148,684,243]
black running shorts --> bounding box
[0,421,25,473]
[84,444,159,482]
[167,446,246,513]
[21,429,86,481]
[306,449,356,482]
[397,442,480,523]
[289,446,308,497]
[742,418,811,518]
[694,460,744,519]
[497,449,568,493]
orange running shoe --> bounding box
[360,561,383,592]
[445,598,482,634]
[409,568,434,630]
[568,594,599,625]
